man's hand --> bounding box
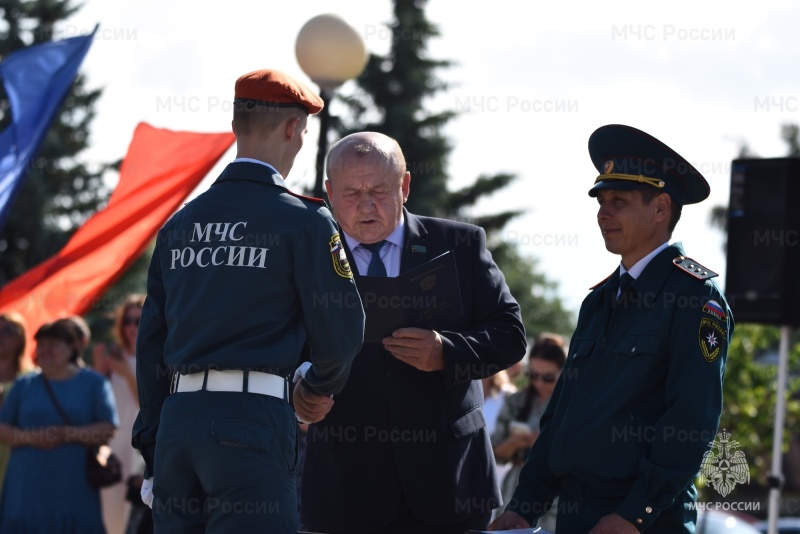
[588,513,638,533]
[141,477,154,509]
[511,428,540,449]
[487,511,530,530]
[292,379,334,424]
[382,327,444,371]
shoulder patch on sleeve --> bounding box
[673,256,718,280]
[329,233,353,279]
[699,317,726,362]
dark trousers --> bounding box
[153,391,298,533]
[373,495,491,534]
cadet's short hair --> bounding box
[232,100,306,137]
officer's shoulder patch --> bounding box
[699,316,726,362]
[329,233,352,279]
[589,274,612,290]
[286,190,327,206]
[673,256,718,280]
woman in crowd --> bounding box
[0,312,34,501]
[482,369,517,437]
[491,333,567,530]
[93,294,144,534]
[0,318,118,532]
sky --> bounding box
[53,0,800,318]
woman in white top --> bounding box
[94,294,144,534]
[491,333,567,530]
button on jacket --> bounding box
[507,243,733,533]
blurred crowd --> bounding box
[0,295,568,533]
[0,295,151,534]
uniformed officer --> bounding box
[132,69,365,533]
[491,124,733,533]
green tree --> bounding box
[699,124,800,504]
[335,0,574,337]
[715,325,800,483]
[0,0,112,284]
[0,1,151,351]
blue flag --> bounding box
[0,25,97,230]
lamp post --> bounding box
[296,14,368,199]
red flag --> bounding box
[0,122,235,362]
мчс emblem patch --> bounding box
[699,317,726,362]
[329,233,352,279]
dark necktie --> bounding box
[362,241,388,277]
[617,272,635,301]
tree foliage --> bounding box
[720,326,800,479]
[0,1,151,343]
[699,124,800,502]
[0,0,112,285]
[334,0,574,338]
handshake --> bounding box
[292,362,334,424]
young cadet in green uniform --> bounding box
[491,124,733,534]
[132,69,365,533]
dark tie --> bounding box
[362,241,388,277]
[618,272,635,301]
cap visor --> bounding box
[588,179,654,197]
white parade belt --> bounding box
[174,369,286,399]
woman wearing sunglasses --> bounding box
[93,294,145,534]
[491,333,567,529]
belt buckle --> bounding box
[169,372,179,394]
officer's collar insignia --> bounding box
[699,316,726,362]
[673,256,718,280]
[286,189,327,206]
[603,160,614,174]
[329,233,353,279]
[411,244,427,253]
[589,274,612,290]
[702,300,726,322]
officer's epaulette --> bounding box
[589,274,612,290]
[672,256,718,280]
[286,190,327,206]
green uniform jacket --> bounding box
[132,161,365,477]
[507,243,733,531]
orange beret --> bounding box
[234,69,324,115]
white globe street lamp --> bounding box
[296,14,368,199]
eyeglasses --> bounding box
[528,371,558,383]
[123,317,140,327]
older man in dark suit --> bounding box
[298,132,527,533]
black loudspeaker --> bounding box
[726,158,800,326]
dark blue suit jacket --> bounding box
[300,209,526,532]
